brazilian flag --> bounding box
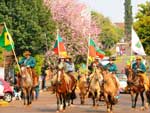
[0,25,14,51]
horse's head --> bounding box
[56,68,65,83]
[127,68,135,84]
[20,66,32,79]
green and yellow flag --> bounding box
[0,25,14,51]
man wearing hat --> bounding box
[51,56,71,93]
[64,56,77,92]
[132,56,149,91]
[19,51,38,87]
[105,57,117,73]
[105,57,120,94]
[132,56,146,73]
[19,51,36,68]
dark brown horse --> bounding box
[20,66,34,105]
[66,72,77,106]
[126,68,149,109]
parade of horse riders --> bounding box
[0,0,150,113]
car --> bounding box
[116,73,128,93]
[0,78,14,102]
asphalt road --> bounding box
[0,91,150,113]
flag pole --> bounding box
[3,22,21,73]
[86,34,90,73]
[56,29,60,57]
[130,27,134,68]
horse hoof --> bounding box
[107,108,110,112]
[140,107,145,111]
[56,110,59,112]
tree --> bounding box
[0,0,56,56]
[92,11,124,50]
[134,1,150,55]
[44,0,101,64]
[124,0,133,41]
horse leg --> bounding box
[104,93,110,112]
[145,91,150,109]
[23,89,27,105]
[131,93,135,108]
[56,93,60,111]
[59,94,63,111]
[63,94,66,111]
[134,93,139,108]
[31,87,35,101]
[131,93,138,108]
[29,88,33,104]
[66,93,70,106]
[92,96,95,107]
[27,89,30,105]
[110,104,113,113]
[140,92,145,110]
[80,94,85,105]
[71,90,76,104]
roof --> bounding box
[114,23,124,29]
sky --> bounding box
[79,0,149,22]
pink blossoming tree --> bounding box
[43,0,101,64]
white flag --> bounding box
[131,28,146,56]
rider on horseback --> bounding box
[105,57,117,74]
[64,56,77,92]
[19,51,36,68]
[64,56,76,79]
[132,56,149,91]
[19,51,38,87]
[105,57,120,98]
[51,57,71,92]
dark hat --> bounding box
[23,51,31,56]
[109,57,113,61]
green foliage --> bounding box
[124,0,133,41]
[91,11,124,49]
[34,54,44,76]
[0,0,56,56]
[105,50,112,56]
[134,1,150,55]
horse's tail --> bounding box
[108,95,118,105]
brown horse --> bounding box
[77,73,88,104]
[126,68,149,109]
[54,69,69,112]
[102,70,119,113]
[20,66,34,105]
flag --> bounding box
[89,39,97,58]
[96,47,105,59]
[53,34,67,57]
[88,39,105,60]
[131,28,146,56]
[0,25,14,51]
